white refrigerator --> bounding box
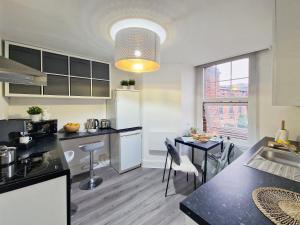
[107,89,142,173]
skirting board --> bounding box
[142,159,164,169]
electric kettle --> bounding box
[86,119,100,130]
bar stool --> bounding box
[64,150,78,216]
[79,141,104,190]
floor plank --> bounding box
[71,167,201,225]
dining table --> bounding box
[174,137,223,183]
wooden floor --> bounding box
[71,166,200,225]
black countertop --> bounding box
[57,127,142,141]
[0,127,142,194]
[0,135,70,194]
[180,137,300,225]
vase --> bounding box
[30,114,41,122]
[129,85,135,90]
[122,86,128,89]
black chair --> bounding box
[163,139,202,197]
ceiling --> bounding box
[0,0,273,66]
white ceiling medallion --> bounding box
[110,18,167,73]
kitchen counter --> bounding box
[0,135,70,194]
[180,137,300,225]
[0,127,143,194]
[57,127,142,141]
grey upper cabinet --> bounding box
[273,0,300,106]
[43,74,69,96]
[70,57,91,78]
[5,41,111,98]
[43,52,68,75]
[8,44,42,95]
[92,61,109,80]
[71,77,91,96]
[9,45,41,70]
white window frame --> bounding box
[196,53,258,148]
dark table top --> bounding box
[180,137,300,225]
[175,137,222,151]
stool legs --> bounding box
[90,151,94,178]
[79,151,103,190]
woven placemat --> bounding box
[252,187,300,225]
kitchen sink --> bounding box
[245,147,300,182]
[259,148,300,169]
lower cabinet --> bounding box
[111,130,142,173]
[60,135,109,176]
[0,176,68,225]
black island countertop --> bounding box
[0,135,70,194]
[180,137,300,225]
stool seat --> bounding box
[79,141,104,190]
[79,141,104,153]
[64,151,75,163]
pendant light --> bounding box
[110,19,166,73]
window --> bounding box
[203,57,249,140]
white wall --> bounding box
[257,50,300,141]
[141,63,196,168]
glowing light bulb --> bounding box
[132,63,144,71]
[134,50,142,57]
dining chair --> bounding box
[203,142,235,181]
[163,138,202,197]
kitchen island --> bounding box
[0,135,71,225]
[180,137,300,225]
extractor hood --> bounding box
[0,56,47,86]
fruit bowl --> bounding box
[191,133,212,142]
[63,123,80,133]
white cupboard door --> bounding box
[116,91,140,129]
[273,0,300,105]
[120,132,142,171]
[0,176,67,225]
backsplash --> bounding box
[0,119,27,142]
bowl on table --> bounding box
[191,133,212,143]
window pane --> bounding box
[232,58,249,79]
[216,62,231,81]
[216,80,231,98]
[231,78,248,97]
[204,66,216,83]
[205,82,216,99]
[204,103,248,140]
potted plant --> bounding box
[120,80,129,89]
[27,106,43,122]
[128,79,136,90]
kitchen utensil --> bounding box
[87,128,97,133]
[86,119,99,130]
[100,119,111,129]
[19,136,32,144]
[0,145,16,166]
[1,164,15,178]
